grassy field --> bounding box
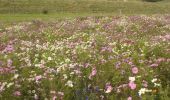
[0,0,170,22]
[0,0,170,14]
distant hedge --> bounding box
[143,0,162,2]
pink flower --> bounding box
[105,86,113,93]
[91,67,97,76]
[127,96,132,100]
[156,58,165,63]
[105,83,113,93]
[89,67,97,79]
[4,45,14,53]
[150,63,158,67]
[164,34,170,40]
[132,67,138,74]
[13,91,21,96]
[84,63,90,68]
[128,81,136,90]
[35,75,42,82]
[7,59,13,67]
[115,61,121,69]
[53,96,57,100]
[128,62,133,65]
[167,59,170,62]
[142,80,148,87]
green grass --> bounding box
[0,0,170,23]
[0,13,95,23]
[0,13,122,24]
[0,0,170,14]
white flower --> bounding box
[48,57,52,61]
[138,88,146,96]
[35,54,39,57]
[145,89,152,92]
[63,74,68,79]
[58,92,64,96]
[32,90,36,93]
[70,72,75,75]
[14,74,19,79]
[154,83,161,87]
[35,64,41,67]
[129,77,135,82]
[65,80,73,87]
[138,88,152,96]
[65,58,70,63]
[151,78,157,83]
[50,91,56,94]
[7,82,14,88]
[34,94,38,100]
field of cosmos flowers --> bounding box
[0,15,170,100]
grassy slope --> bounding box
[0,0,170,22]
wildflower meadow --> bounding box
[0,15,170,100]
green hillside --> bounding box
[0,0,170,14]
[0,0,170,22]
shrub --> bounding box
[42,9,48,14]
